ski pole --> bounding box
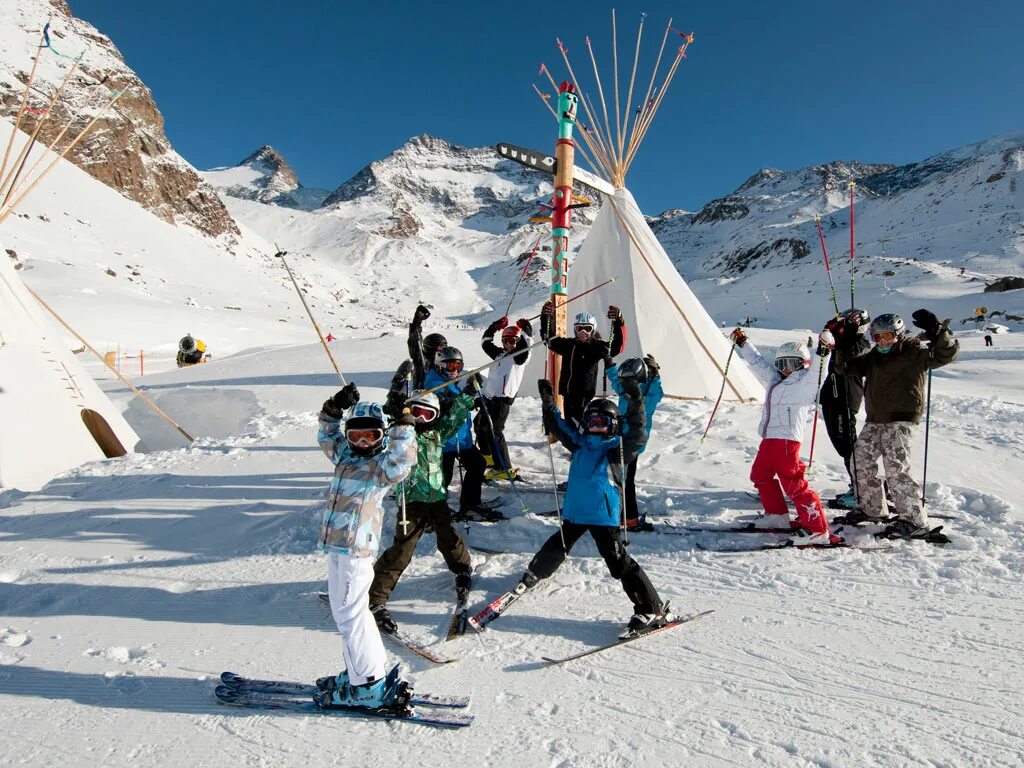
[921,355,934,509]
[410,338,549,401]
[848,181,856,310]
[543,359,567,552]
[701,338,737,443]
[523,277,617,322]
[398,377,411,535]
[807,351,828,470]
[617,437,629,547]
[815,215,841,319]
[275,248,345,386]
[504,235,544,318]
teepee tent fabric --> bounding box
[565,188,763,402]
[0,251,140,490]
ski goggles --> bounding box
[573,323,595,336]
[584,412,613,433]
[345,428,384,446]
[440,360,463,375]
[409,404,438,423]
[872,331,897,344]
[773,357,807,375]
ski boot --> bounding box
[454,570,472,605]
[620,602,674,639]
[370,603,398,634]
[313,665,412,712]
[878,518,949,543]
[626,518,656,533]
[788,528,842,547]
[452,504,505,523]
[751,513,797,531]
[833,509,885,527]
[827,489,859,510]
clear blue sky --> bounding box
[72,0,1024,213]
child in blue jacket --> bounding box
[520,378,671,638]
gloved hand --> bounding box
[516,317,533,336]
[394,359,414,380]
[602,351,615,369]
[537,378,554,406]
[541,301,554,319]
[462,372,484,396]
[495,316,510,330]
[607,305,622,322]
[413,304,431,323]
[643,354,660,379]
[395,410,417,427]
[323,382,360,418]
[912,308,940,336]
[817,329,835,356]
[730,327,747,347]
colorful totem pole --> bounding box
[548,81,578,409]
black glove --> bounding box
[912,308,940,336]
[516,317,533,336]
[730,328,747,348]
[392,359,414,385]
[413,304,431,323]
[462,372,484,396]
[323,382,359,418]
[537,378,554,406]
[607,305,622,322]
[394,411,417,427]
[643,354,660,379]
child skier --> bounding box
[476,315,533,481]
[368,379,479,633]
[606,354,664,532]
[540,302,627,427]
[406,304,448,389]
[833,310,958,538]
[312,383,418,710]
[730,328,838,545]
[508,378,671,638]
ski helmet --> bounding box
[500,325,521,344]
[616,357,647,384]
[435,346,464,376]
[344,402,387,456]
[869,313,905,345]
[573,312,597,335]
[423,332,447,361]
[582,397,620,436]
[407,390,440,424]
[773,341,811,377]
[179,334,196,353]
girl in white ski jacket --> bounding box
[732,328,837,545]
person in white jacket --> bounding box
[476,316,533,481]
[731,327,838,546]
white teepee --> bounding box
[567,189,762,401]
[0,252,140,490]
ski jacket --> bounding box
[542,320,626,406]
[317,418,417,558]
[822,321,872,412]
[481,323,532,400]
[606,363,663,455]
[542,396,646,526]
[424,368,476,453]
[405,393,473,503]
[407,318,430,390]
[738,341,825,444]
[835,327,958,424]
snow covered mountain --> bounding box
[204,146,330,211]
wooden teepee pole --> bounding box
[626,18,672,164]
[0,26,47,190]
[624,38,690,173]
[611,9,622,173]
[619,13,645,170]
[584,35,616,171]
[553,45,618,180]
[24,284,195,442]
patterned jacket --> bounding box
[405,393,473,503]
[317,417,416,558]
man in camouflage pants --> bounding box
[834,309,958,538]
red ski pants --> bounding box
[750,438,827,534]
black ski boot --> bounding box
[833,509,885,526]
[370,603,398,634]
[454,570,472,604]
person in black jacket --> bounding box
[540,302,626,427]
[819,308,872,509]
[406,304,447,390]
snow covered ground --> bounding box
[1,326,1022,767]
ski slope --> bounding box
[1,328,1022,767]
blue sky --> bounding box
[73,0,1024,213]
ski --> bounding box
[695,539,894,553]
[316,593,457,664]
[541,610,714,665]
[467,580,534,632]
[214,686,473,728]
[466,543,509,555]
[875,525,951,545]
[219,672,470,708]
[678,522,795,534]
[828,503,956,521]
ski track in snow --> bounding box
[0,333,1022,766]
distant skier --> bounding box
[606,354,664,532]
[312,382,418,710]
[499,378,672,638]
[176,334,207,367]
[407,304,447,389]
[984,334,993,347]
[476,315,533,481]
[540,302,627,427]
[731,328,838,546]
[819,308,872,510]
[368,384,477,633]
[424,348,496,521]
[832,310,958,538]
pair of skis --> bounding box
[215,672,472,728]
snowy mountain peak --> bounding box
[203,145,329,211]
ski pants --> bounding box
[820,374,859,483]
[369,499,471,606]
[327,553,386,686]
[475,396,514,471]
[750,438,828,534]
[527,522,663,614]
[624,456,641,527]
[442,446,485,509]
[853,422,926,526]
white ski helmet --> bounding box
[573,312,597,334]
[774,341,811,376]
[407,390,440,424]
[344,402,387,456]
[869,313,905,342]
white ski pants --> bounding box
[327,552,387,686]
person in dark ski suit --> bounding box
[476,316,533,480]
[819,308,872,509]
[540,302,626,428]
[833,309,958,538]
[513,378,671,637]
[406,304,447,390]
